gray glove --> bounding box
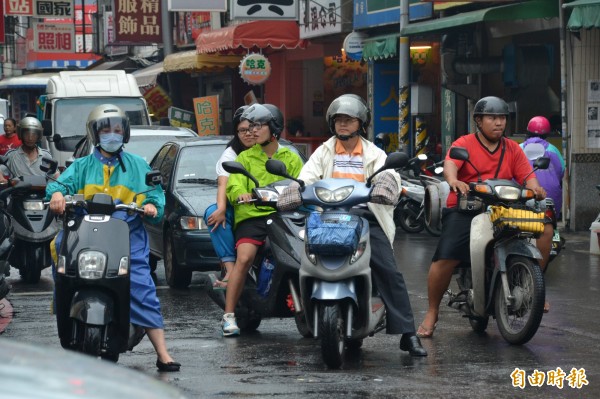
[277,181,302,211]
[370,171,400,205]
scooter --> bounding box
[0,156,59,283]
[44,159,160,362]
[265,152,408,369]
[394,154,427,233]
[206,163,309,336]
[420,161,446,237]
[0,181,25,300]
[446,147,549,345]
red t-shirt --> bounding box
[445,134,535,208]
[0,134,22,155]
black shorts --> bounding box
[432,208,477,263]
[234,216,271,247]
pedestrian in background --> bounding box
[0,118,21,155]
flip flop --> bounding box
[416,323,436,338]
[213,279,228,291]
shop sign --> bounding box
[168,0,226,11]
[193,96,220,136]
[6,0,73,17]
[343,31,368,61]
[232,0,297,20]
[104,10,128,56]
[168,106,196,130]
[300,0,342,39]
[143,85,172,119]
[239,53,272,86]
[33,22,75,52]
[175,11,213,47]
[114,0,162,44]
[353,0,432,30]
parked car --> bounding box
[68,125,197,166]
[0,338,187,399]
[145,136,306,288]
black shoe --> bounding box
[156,359,181,372]
[399,333,428,357]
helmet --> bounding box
[233,105,250,128]
[241,103,284,139]
[473,96,509,120]
[326,94,371,134]
[17,116,43,141]
[86,104,130,146]
[527,116,551,136]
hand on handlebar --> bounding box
[237,193,254,204]
[448,179,470,196]
[143,203,158,218]
[49,192,66,215]
[532,186,547,201]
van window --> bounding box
[53,98,149,152]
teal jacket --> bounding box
[226,143,303,228]
[45,149,164,224]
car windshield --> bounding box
[175,144,226,187]
[126,134,192,163]
[54,98,149,140]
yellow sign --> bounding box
[193,95,219,136]
[143,85,172,119]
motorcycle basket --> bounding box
[489,205,545,235]
[306,212,362,256]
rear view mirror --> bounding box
[449,147,469,161]
[40,157,58,175]
[533,156,550,170]
[42,119,52,137]
[145,170,162,186]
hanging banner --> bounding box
[239,53,272,86]
[193,96,220,136]
[114,0,162,44]
[143,85,172,120]
[300,0,342,39]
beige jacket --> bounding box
[298,136,401,244]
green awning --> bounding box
[401,0,558,36]
[362,34,399,61]
[563,0,600,31]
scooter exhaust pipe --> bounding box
[287,279,302,314]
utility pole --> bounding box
[399,0,410,154]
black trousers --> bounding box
[367,218,417,335]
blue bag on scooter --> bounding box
[306,212,362,256]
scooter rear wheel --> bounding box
[319,302,345,369]
[395,204,425,233]
[468,316,489,333]
[494,256,545,345]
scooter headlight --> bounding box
[350,240,367,264]
[78,251,107,279]
[494,186,521,201]
[180,216,208,230]
[315,186,354,203]
[23,200,45,211]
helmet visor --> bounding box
[241,104,273,124]
[91,117,129,136]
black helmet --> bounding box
[326,94,371,134]
[473,96,509,120]
[233,105,250,128]
[17,116,43,141]
[86,104,131,146]
[241,103,284,139]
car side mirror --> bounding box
[40,157,58,175]
[145,170,162,186]
[42,119,52,137]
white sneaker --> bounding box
[221,313,240,337]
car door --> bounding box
[146,143,178,256]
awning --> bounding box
[0,73,57,90]
[362,34,399,61]
[195,21,307,54]
[131,62,164,88]
[402,0,558,36]
[163,50,242,72]
[564,0,600,31]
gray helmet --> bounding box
[17,116,43,141]
[326,94,371,134]
[86,104,130,146]
[233,105,250,128]
[242,103,284,139]
[473,96,509,120]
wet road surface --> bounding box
[1,229,599,398]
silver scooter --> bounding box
[266,152,408,369]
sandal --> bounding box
[416,323,436,339]
[213,279,228,291]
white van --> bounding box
[41,70,152,168]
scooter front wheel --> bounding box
[494,256,545,345]
[394,204,425,233]
[319,302,345,369]
[82,325,102,357]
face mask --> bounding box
[99,132,124,153]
